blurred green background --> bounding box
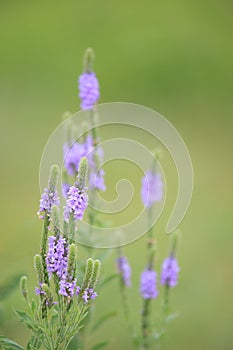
[0,0,232,349]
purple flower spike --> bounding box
[89,169,106,191]
[59,279,77,298]
[37,188,60,218]
[64,186,88,222]
[116,256,131,287]
[160,256,180,288]
[141,171,163,208]
[140,269,158,299]
[46,236,67,279]
[78,72,100,110]
[63,142,86,176]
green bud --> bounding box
[63,220,69,239]
[48,164,59,194]
[19,276,28,300]
[77,157,88,190]
[51,205,60,237]
[41,283,54,308]
[67,244,77,278]
[84,47,95,73]
[62,111,72,121]
[68,212,75,243]
[82,258,94,291]
[34,254,44,284]
[153,147,163,161]
[41,283,52,299]
[89,260,101,290]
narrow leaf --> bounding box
[0,336,24,350]
[90,341,109,350]
[99,274,118,288]
[91,312,116,332]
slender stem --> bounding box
[89,109,97,144]
[141,207,156,350]
[69,212,75,244]
[41,214,49,286]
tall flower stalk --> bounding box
[140,152,163,350]
[0,161,101,350]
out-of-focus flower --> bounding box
[89,169,106,191]
[160,256,180,288]
[116,256,131,287]
[141,170,163,208]
[140,269,158,299]
[78,72,100,110]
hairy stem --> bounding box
[141,207,156,350]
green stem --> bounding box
[41,214,49,285]
[89,109,97,144]
[141,207,156,350]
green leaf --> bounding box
[90,341,109,350]
[99,273,118,288]
[91,311,116,333]
[96,249,112,262]
[14,310,34,330]
[30,300,36,315]
[165,312,179,324]
[0,336,24,350]
[0,275,21,300]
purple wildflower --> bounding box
[78,72,100,110]
[63,142,86,176]
[116,256,131,287]
[141,171,163,208]
[63,137,94,176]
[37,188,60,219]
[35,285,46,296]
[160,256,180,287]
[59,278,77,298]
[140,269,158,299]
[76,286,81,296]
[81,288,98,304]
[89,169,106,191]
[62,182,70,198]
[46,236,67,278]
[64,186,88,222]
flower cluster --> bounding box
[116,256,131,287]
[160,255,180,287]
[63,135,106,193]
[46,236,68,279]
[78,72,100,110]
[63,137,94,177]
[89,168,106,191]
[141,170,163,208]
[81,288,98,304]
[64,185,88,222]
[140,269,158,299]
[37,188,60,219]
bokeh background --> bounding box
[0,1,232,349]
